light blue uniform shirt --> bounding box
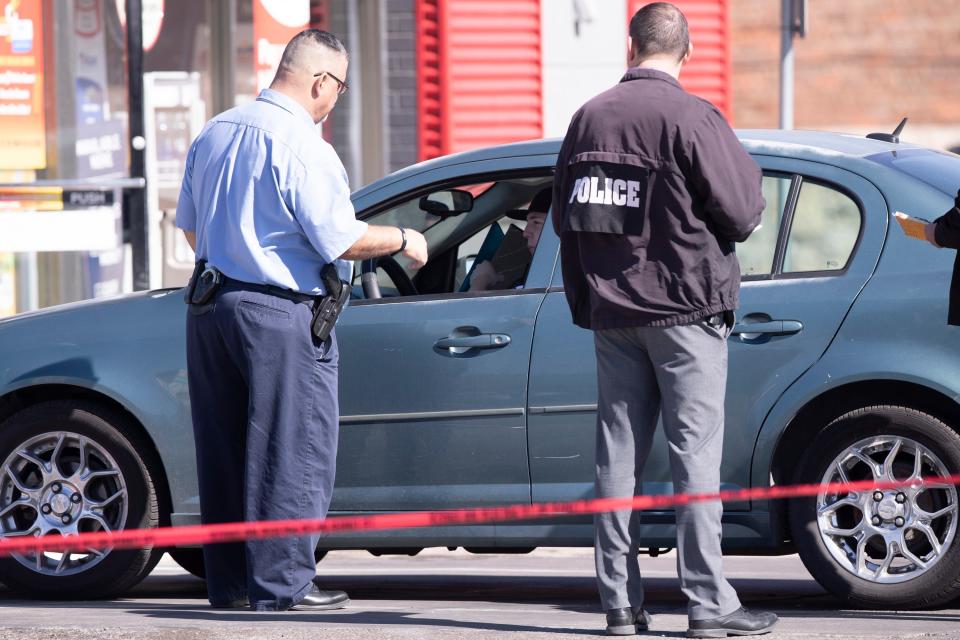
[175,88,367,294]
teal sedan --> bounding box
[2,131,960,609]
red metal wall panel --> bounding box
[416,0,542,161]
[627,0,732,122]
[416,0,444,160]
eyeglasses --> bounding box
[313,71,349,95]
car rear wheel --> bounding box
[789,406,960,608]
[168,548,206,579]
[0,401,162,598]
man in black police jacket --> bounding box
[926,189,960,325]
[552,3,777,637]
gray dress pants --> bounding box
[593,321,741,621]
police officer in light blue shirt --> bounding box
[175,29,427,612]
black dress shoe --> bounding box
[291,586,350,611]
[605,607,652,635]
[687,607,777,638]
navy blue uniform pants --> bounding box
[185,281,339,611]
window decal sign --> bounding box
[0,0,46,169]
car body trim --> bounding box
[350,288,548,306]
[527,404,598,415]
[340,407,526,423]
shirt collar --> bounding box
[620,67,683,89]
[256,88,317,128]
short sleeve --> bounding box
[287,144,368,264]
[174,140,198,232]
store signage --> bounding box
[75,119,126,178]
[113,0,165,51]
[0,207,119,252]
[0,0,46,169]
[0,185,120,252]
[253,0,308,93]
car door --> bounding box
[330,166,556,514]
[526,158,887,517]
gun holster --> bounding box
[311,263,350,342]
[184,262,223,306]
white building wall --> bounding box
[541,0,629,138]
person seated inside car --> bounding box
[466,188,551,292]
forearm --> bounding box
[339,225,406,260]
[182,230,196,251]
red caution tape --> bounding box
[1,473,959,558]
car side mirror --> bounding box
[419,189,474,217]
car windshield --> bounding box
[866,148,960,196]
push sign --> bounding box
[63,189,114,208]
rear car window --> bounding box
[783,181,861,273]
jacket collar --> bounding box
[256,88,317,128]
[620,67,683,89]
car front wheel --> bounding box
[0,400,162,598]
[789,406,960,608]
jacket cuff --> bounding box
[934,209,958,248]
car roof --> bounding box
[353,130,928,200]
[736,129,923,158]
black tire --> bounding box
[169,547,328,580]
[789,406,960,609]
[0,400,163,598]
[168,548,206,579]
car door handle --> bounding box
[434,334,512,350]
[731,320,803,336]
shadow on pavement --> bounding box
[3,570,959,633]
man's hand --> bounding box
[468,260,501,291]
[400,228,428,269]
[925,222,941,247]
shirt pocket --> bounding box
[562,153,652,236]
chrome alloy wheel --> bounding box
[0,431,128,576]
[817,435,958,583]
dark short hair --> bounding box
[278,29,348,74]
[629,2,689,63]
[528,188,553,214]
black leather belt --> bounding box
[221,275,316,304]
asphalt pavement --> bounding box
[1,548,958,639]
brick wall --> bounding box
[327,0,354,178]
[732,0,960,142]
[386,0,419,172]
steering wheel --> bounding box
[360,255,419,299]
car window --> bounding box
[454,206,546,292]
[358,176,553,298]
[737,174,792,278]
[783,181,861,274]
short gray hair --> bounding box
[276,29,348,76]
[629,2,689,63]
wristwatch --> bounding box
[397,226,407,252]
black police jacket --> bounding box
[551,67,765,330]
[933,190,960,326]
